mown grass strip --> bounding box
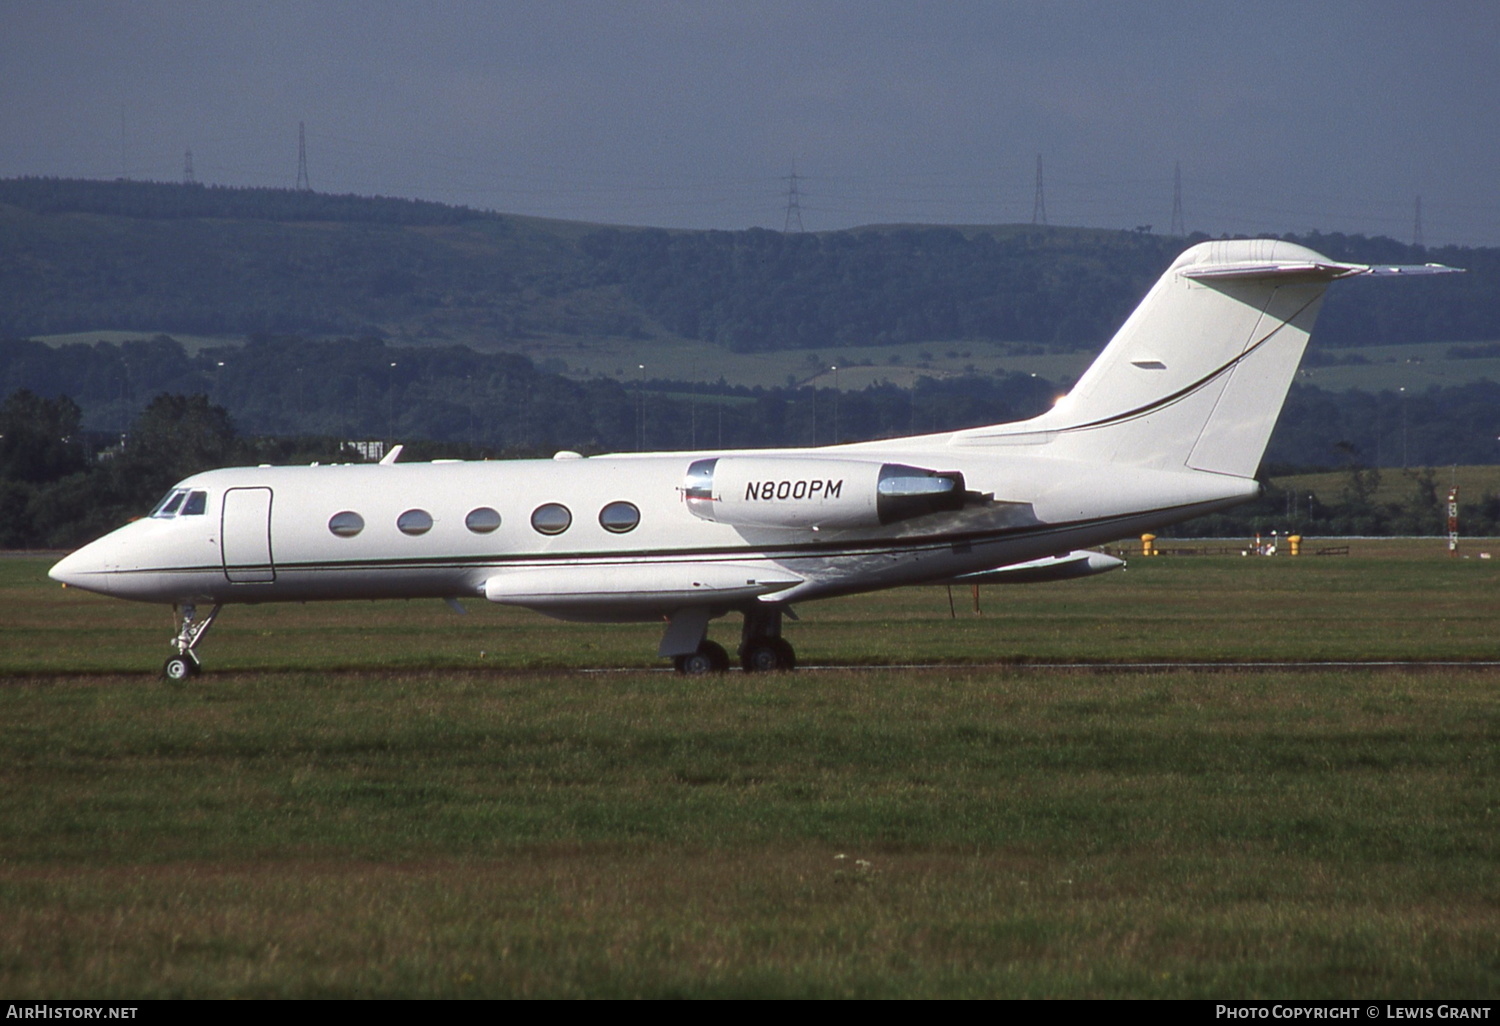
[0,665,1495,997]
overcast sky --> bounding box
[3,1,1497,246]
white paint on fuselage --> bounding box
[50,444,1254,616]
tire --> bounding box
[701,640,730,673]
[740,637,795,673]
[163,654,199,680]
[676,640,730,675]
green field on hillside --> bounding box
[36,330,1500,396]
[11,178,1491,398]
[495,336,1500,395]
[1275,465,1500,509]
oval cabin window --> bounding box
[530,503,572,535]
[465,507,502,534]
[328,511,365,537]
[599,501,641,534]
[397,509,434,536]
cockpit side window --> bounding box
[151,490,188,518]
[181,491,208,516]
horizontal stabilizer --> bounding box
[1358,263,1465,276]
[1181,260,1462,282]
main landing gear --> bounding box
[163,602,221,680]
[738,606,795,673]
[662,606,796,675]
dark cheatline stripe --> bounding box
[1060,289,1321,434]
[102,500,1207,581]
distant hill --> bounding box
[0,177,602,343]
[2,176,1494,352]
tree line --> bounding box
[2,336,1497,548]
[4,387,1489,551]
[0,334,1057,455]
[0,175,485,225]
[6,332,1498,468]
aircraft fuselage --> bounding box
[51,447,1251,618]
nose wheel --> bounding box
[164,602,221,679]
[163,652,201,680]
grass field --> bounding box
[1,546,1497,997]
[1274,466,1500,511]
[409,335,1500,396]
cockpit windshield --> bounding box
[151,490,186,517]
[150,489,208,518]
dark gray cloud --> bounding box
[2,0,1496,245]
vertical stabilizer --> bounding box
[953,240,1454,478]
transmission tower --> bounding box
[1031,155,1047,225]
[296,122,311,192]
[783,168,804,232]
[1170,162,1185,235]
[183,148,196,185]
[1413,195,1424,248]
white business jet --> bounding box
[50,240,1458,677]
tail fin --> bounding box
[955,240,1457,477]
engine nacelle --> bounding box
[682,456,964,530]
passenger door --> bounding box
[221,487,276,583]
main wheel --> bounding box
[740,637,796,673]
[163,653,200,680]
[675,640,730,675]
[701,640,731,672]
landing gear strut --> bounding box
[164,602,221,679]
[739,607,795,672]
[660,606,796,674]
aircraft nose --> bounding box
[49,540,117,595]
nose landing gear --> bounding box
[164,602,221,679]
[163,652,199,680]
